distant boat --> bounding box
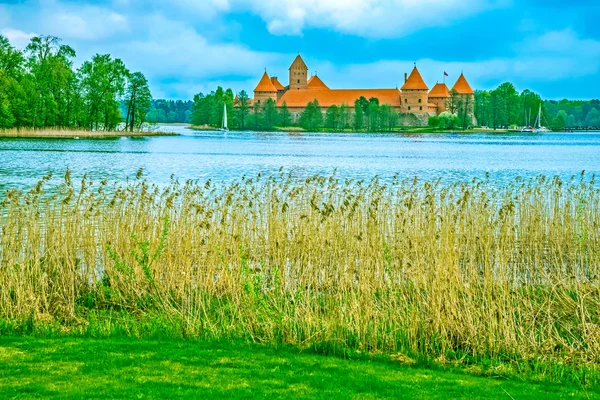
[521,104,550,133]
[532,104,551,133]
[217,104,229,132]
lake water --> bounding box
[1,125,599,191]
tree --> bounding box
[446,89,462,115]
[279,101,292,127]
[252,101,261,130]
[458,94,473,130]
[236,90,250,129]
[552,110,567,131]
[339,103,350,130]
[367,97,380,132]
[353,99,364,131]
[379,104,396,132]
[585,108,600,128]
[124,72,152,131]
[299,100,322,131]
[25,35,79,127]
[262,98,278,130]
[325,105,339,130]
[78,54,128,130]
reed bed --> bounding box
[0,127,177,138]
[1,171,599,382]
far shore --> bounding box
[0,128,179,139]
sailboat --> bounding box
[520,104,550,133]
[218,104,229,132]
[532,104,550,133]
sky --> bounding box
[1,0,599,101]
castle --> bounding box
[250,55,475,125]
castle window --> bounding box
[297,79,300,83]
[405,99,407,103]
[419,106,423,111]
[418,99,422,103]
[408,106,411,111]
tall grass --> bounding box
[1,171,599,382]
[0,127,177,138]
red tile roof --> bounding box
[277,89,401,108]
[254,72,277,93]
[289,55,308,71]
[401,67,429,91]
[307,75,329,90]
[271,77,285,91]
[452,73,474,95]
[429,83,449,98]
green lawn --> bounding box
[0,337,596,399]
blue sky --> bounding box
[1,0,599,100]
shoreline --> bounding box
[0,129,179,139]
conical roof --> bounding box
[401,66,428,90]
[429,83,449,98]
[307,75,329,90]
[289,54,308,71]
[254,72,277,92]
[271,77,285,91]
[452,73,474,94]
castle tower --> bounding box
[428,83,450,115]
[452,73,476,123]
[289,55,308,90]
[271,76,286,101]
[401,66,429,114]
[253,72,278,104]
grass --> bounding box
[0,336,597,399]
[0,127,178,138]
[0,170,599,386]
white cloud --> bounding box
[39,4,129,40]
[230,0,503,38]
[1,28,37,49]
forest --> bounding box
[0,34,151,131]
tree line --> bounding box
[474,82,600,130]
[0,34,152,131]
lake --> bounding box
[1,125,599,191]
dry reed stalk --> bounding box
[0,171,599,375]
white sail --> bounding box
[222,104,228,130]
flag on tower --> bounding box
[444,71,449,76]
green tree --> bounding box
[585,108,599,128]
[299,100,323,131]
[124,72,152,131]
[353,99,364,131]
[262,98,278,130]
[279,101,292,127]
[325,105,339,130]
[25,35,79,127]
[236,90,250,129]
[446,89,462,115]
[78,53,128,130]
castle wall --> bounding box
[253,91,277,104]
[429,97,447,115]
[401,89,429,114]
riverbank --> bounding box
[0,128,179,139]
[1,173,599,385]
[1,337,594,399]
